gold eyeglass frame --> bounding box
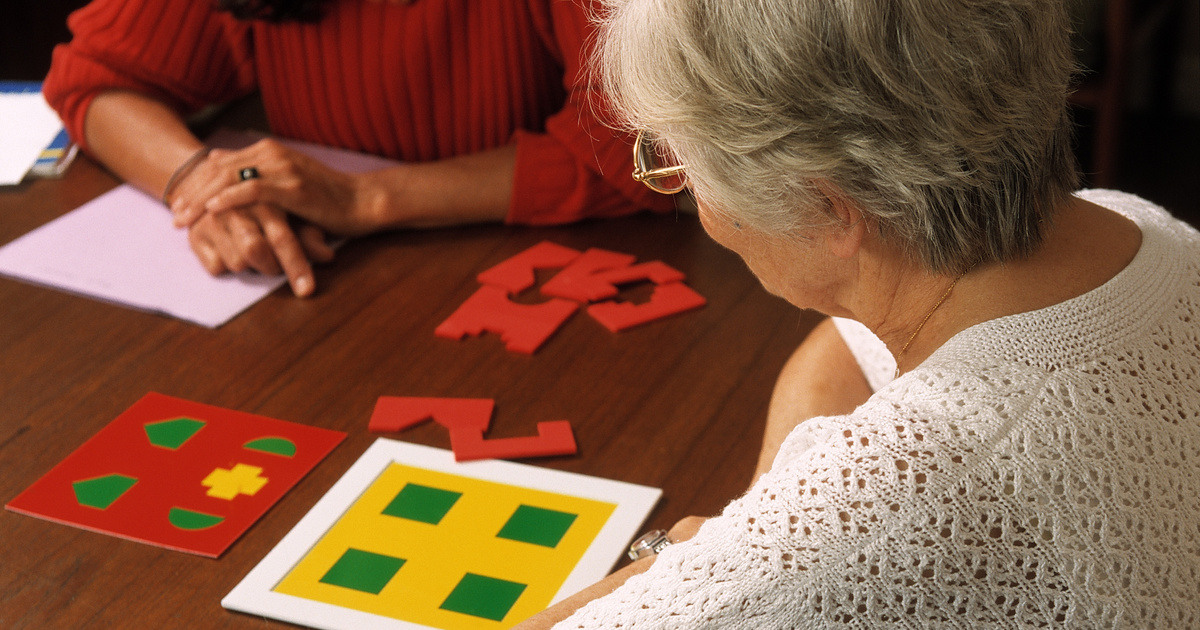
[631,130,688,194]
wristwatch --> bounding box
[628,529,672,561]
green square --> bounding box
[381,483,461,524]
[440,573,527,621]
[319,548,406,594]
[496,504,578,548]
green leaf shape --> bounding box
[168,507,224,530]
[243,436,297,457]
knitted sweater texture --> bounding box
[43,0,672,225]
[558,190,1200,628]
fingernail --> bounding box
[294,276,313,297]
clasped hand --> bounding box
[167,139,377,297]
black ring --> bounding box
[238,167,260,181]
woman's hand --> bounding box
[166,139,361,297]
[665,515,706,544]
[81,89,513,301]
[171,139,377,236]
[186,204,334,297]
[511,515,709,630]
[164,136,515,296]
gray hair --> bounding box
[596,0,1081,274]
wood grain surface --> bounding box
[0,152,817,629]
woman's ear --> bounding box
[815,179,866,259]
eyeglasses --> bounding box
[632,130,688,194]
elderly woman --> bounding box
[516,0,1200,627]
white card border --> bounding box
[222,438,661,629]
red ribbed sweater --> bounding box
[44,0,672,224]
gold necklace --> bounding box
[893,271,967,378]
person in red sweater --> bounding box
[44,0,674,297]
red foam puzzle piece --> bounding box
[447,421,578,462]
[476,241,582,293]
[368,397,494,433]
[587,281,708,332]
[539,248,639,302]
[435,285,579,354]
[543,255,687,303]
[594,260,687,289]
[367,396,578,462]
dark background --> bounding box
[3,0,1196,225]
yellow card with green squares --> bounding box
[223,439,661,630]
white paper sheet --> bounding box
[0,91,64,185]
[0,131,398,327]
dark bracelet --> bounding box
[161,147,212,206]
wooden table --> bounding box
[0,154,817,628]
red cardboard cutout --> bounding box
[448,421,578,462]
[434,285,578,354]
[539,248,639,302]
[5,392,344,558]
[587,281,707,332]
[476,241,581,293]
[368,396,578,462]
[368,397,493,433]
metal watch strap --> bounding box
[628,529,672,561]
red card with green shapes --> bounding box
[5,392,345,558]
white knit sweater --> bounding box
[557,191,1200,629]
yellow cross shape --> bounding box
[202,463,268,500]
